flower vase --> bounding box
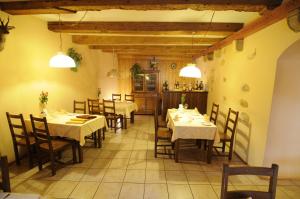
[40,103,48,117]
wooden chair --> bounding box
[0,156,11,192]
[221,163,279,199]
[125,94,134,102]
[154,105,174,158]
[6,112,36,168]
[87,98,99,114]
[30,115,77,176]
[73,100,86,114]
[112,94,121,101]
[215,108,239,160]
[210,103,219,124]
[103,99,123,133]
[86,98,104,144]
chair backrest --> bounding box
[221,163,279,199]
[103,99,116,115]
[125,94,134,102]
[0,156,11,192]
[224,108,239,140]
[6,112,31,146]
[30,114,53,151]
[87,98,99,114]
[112,94,121,101]
[210,103,219,124]
[73,100,86,114]
[154,105,159,133]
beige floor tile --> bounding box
[186,171,210,184]
[97,150,117,159]
[256,186,291,199]
[166,170,188,184]
[127,159,147,170]
[81,168,106,182]
[212,185,235,198]
[71,158,95,168]
[168,184,193,199]
[119,183,144,199]
[144,184,168,199]
[146,150,156,160]
[234,185,260,191]
[182,162,203,171]
[229,175,254,185]
[145,170,166,183]
[133,144,149,150]
[124,169,146,183]
[46,181,78,198]
[109,158,129,169]
[146,159,165,170]
[201,164,222,172]
[69,181,100,199]
[113,150,132,159]
[277,179,295,186]
[246,175,270,185]
[279,185,300,199]
[164,159,184,171]
[190,184,218,199]
[61,167,87,181]
[84,148,102,158]
[12,179,55,195]
[102,169,126,182]
[130,150,148,159]
[90,158,112,169]
[206,172,223,185]
[93,182,122,199]
[291,179,300,186]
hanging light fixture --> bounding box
[106,48,119,78]
[49,14,75,68]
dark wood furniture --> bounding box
[210,103,219,124]
[132,70,159,115]
[30,115,77,176]
[125,94,134,102]
[215,108,239,160]
[0,156,11,192]
[103,99,123,133]
[112,94,122,101]
[162,91,208,118]
[87,98,102,114]
[221,163,279,199]
[6,112,36,168]
[73,100,86,114]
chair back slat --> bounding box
[221,164,279,199]
[6,112,30,145]
[103,99,116,115]
[87,98,99,114]
[73,100,86,114]
[112,94,121,101]
[210,103,219,124]
[224,108,239,139]
[91,101,103,115]
[125,94,134,102]
[0,156,11,192]
[30,115,53,150]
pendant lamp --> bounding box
[179,63,202,78]
[106,49,119,78]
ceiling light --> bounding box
[179,63,201,78]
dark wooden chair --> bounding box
[215,108,239,160]
[30,115,77,176]
[6,112,36,168]
[87,98,99,114]
[86,98,104,144]
[0,156,11,192]
[112,94,121,101]
[221,163,279,199]
[103,99,123,133]
[154,105,174,158]
[73,100,86,114]
[125,94,134,102]
[210,103,219,124]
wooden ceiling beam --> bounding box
[201,0,300,56]
[102,49,201,55]
[48,22,243,36]
[89,45,207,51]
[72,35,221,45]
[0,0,283,15]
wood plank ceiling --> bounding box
[0,0,291,58]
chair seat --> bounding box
[40,139,71,151]
[219,133,231,141]
[157,128,172,139]
[16,136,35,145]
[105,114,122,120]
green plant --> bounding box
[39,91,48,104]
[130,63,142,78]
[67,48,82,72]
[181,94,186,105]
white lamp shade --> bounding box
[49,52,76,68]
[179,63,202,78]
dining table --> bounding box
[25,111,107,162]
[166,108,219,163]
[114,100,138,128]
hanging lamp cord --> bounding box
[59,14,63,51]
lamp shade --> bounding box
[49,52,76,68]
[179,63,202,78]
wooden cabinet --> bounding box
[162,91,208,118]
[132,70,159,115]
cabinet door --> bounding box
[145,74,157,92]
[133,74,145,92]
[145,97,156,114]
[134,97,146,114]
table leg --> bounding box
[130,111,135,123]
[175,139,180,163]
[124,115,127,129]
[207,140,213,164]
[97,129,102,148]
[77,142,83,163]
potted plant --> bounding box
[0,17,15,51]
[130,63,142,78]
[67,48,82,72]
[39,91,49,116]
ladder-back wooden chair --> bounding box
[221,163,279,199]
[6,112,36,168]
[103,99,123,133]
[73,100,86,114]
[125,94,134,102]
[210,103,219,125]
[0,156,11,192]
[112,94,121,101]
[30,115,77,176]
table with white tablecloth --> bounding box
[114,101,138,128]
[166,108,219,163]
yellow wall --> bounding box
[198,19,300,175]
[0,12,98,161]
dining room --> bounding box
[0,0,300,199]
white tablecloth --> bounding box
[115,101,138,117]
[25,112,107,146]
[166,109,220,143]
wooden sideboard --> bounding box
[161,91,208,118]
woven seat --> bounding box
[157,128,172,139]
[16,136,35,145]
[40,139,70,151]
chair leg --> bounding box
[50,153,56,176]
[228,141,234,160]
[102,128,105,140]
[72,143,77,163]
[27,146,34,168]
[154,138,157,158]
[114,119,117,133]
[97,130,102,148]
[93,132,97,147]
[222,141,226,152]
[13,144,20,166]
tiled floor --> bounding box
[8,116,300,199]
